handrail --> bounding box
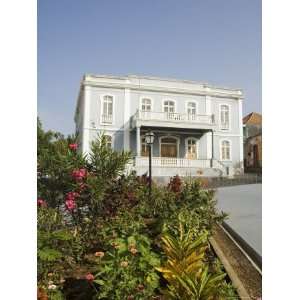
[135,156,211,168]
[135,110,215,124]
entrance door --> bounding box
[160,137,178,166]
[161,143,177,157]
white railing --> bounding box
[101,114,113,124]
[135,110,214,125]
[135,156,211,168]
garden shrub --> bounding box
[167,175,183,195]
[157,221,235,300]
[37,119,232,299]
[91,233,161,299]
[37,205,75,297]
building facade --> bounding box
[243,112,262,173]
[75,74,244,177]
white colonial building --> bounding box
[74,74,244,177]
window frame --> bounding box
[100,94,115,125]
[162,99,176,113]
[185,100,198,115]
[219,103,231,131]
[140,97,153,112]
[219,139,232,161]
[185,137,198,159]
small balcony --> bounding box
[132,110,216,130]
[101,114,113,124]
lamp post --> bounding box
[145,131,155,198]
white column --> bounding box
[206,131,212,160]
[82,85,90,155]
[205,95,212,115]
[205,95,212,160]
[123,88,131,150]
[136,126,141,156]
[238,98,244,168]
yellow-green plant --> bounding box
[157,223,227,299]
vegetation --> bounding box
[37,118,236,300]
[157,222,229,299]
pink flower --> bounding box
[71,168,87,182]
[66,191,80,200]
[65,199,76,211]
[79,168,87,177]
[85,273,94,282]
[37,199,47,207]
[69,143,78,150]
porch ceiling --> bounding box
[138,125,211,134]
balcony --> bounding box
[101,114,113,124]
[133,156,229,177]
[135,156,211,168]
[132,110,216,130]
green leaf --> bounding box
[38,248,62,262]
[114,238,127,254]
[127,236,136,246]
[94,279,105,286]
[52,229,73,241]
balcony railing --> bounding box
[101,114,113,124]
[135,156,211,168]
[134,110,215,125]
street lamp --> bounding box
[145,131,155,198]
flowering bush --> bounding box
[92,233,161,299]
[37,119,233,299]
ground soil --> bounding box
[212,226,262,299]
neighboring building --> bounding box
[243,112,262,172]
[75,74,244,177]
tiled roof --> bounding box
[243,112,262,125]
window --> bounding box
[104,135,112,149]
[187,102,196,121]
[220,105,230,130]
[163,100,176,120]
[187,102,196,115]
[141,98,152,111]
[163,100,175,113]
[141,136,149,157]
[102,95,113,123]
[221,140,231,160]
[186,138,197,159]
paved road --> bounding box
[216,184,262,256]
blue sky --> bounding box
[38,0,261,135]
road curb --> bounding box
[209,236,251,300]
[221,222,262,273]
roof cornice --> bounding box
[82,74,243,99]
[74,74,244,120]
[83,80,243,99]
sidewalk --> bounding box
[216,184,262,255]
